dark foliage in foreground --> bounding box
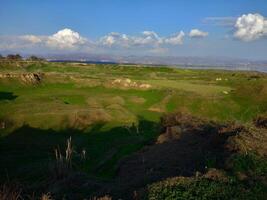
[1,113,267,199]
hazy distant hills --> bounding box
[1,51,267,72]
[45,54,267,72]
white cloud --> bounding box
[20,35,42,44]
[189,29,209,38]
[137,31,163,45]
[164,31,185,45]
[0,29,88,51]
[99,31,162,47]
[0,29,185,53]
[234,13,267,41]
[99,32,130,47]
[100,34,116,46]
[99,31,185,47]
[0,35,42,50]
[46,28,87,49]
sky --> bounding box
[0,0,267,60]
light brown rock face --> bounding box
[0,73,43,84]
[20,73,42,84]
[111,78,151,89]
[157,126,183,144]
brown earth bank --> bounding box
[1,112,267,199]
[108,114,250,198]
[0,72,43,84]
[61,113,267,199]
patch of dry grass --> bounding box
[0,184,22,200]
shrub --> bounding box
[229,153,267,177]
[253,114,267,128]
[6,54,22,61]
[27,56,46,62]
[145,177,267,200]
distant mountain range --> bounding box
[1,51,267,72]
[45,53,267,72]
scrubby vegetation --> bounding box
[143,152,267,200]
[254,114,267,128]
[145,175,266,200]
[0,61,267,199]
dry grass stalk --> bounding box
[40,193,53,200]
[91,195,112,200]
[53,137,86,179]
[53,137,74,179]
[0,184,22,200]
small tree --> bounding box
[15,54,22,60]
[27,55,45,61]
[7,54,22,60]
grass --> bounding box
[146,79,232,96]
[0,62,267,198]
[0,119,159,182]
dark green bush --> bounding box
[230,153,267,177]
[146,177,266,200]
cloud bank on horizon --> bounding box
[100,31,185,47]
[0,13,267,59]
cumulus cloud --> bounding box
[164,31,185,45]
[99,31,162,47]
[0,35,41,50]
[137,31,163,45]
[0,28,185,53]
[99,31,185,47]
[20,35,43,44]
[234,13,267,41]
[0,28,89,52]
[99,32,131,47]
[189,29,209,38]
[46,28,87,49]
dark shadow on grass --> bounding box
[0,118,159,182]
[0,116,239,199]
[0,92,18,101]
[112,118,240,198]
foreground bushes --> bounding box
[229,153,267,177]
[146,176,266,200]
[144,152,267,200]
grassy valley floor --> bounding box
[0,61,267,199]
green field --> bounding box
[0,62,267,199]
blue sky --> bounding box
[0,0,267,60]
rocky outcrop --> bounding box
[111,78,151,89]
[0,73,43,84]
[20,73,43,84]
